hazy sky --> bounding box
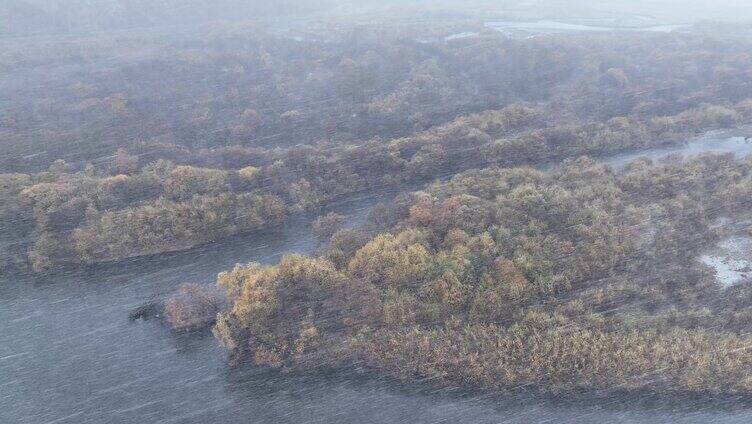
[573,0,752,21]
[2,0,751,37]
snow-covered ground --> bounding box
[700,236,752,288]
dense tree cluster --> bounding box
[3,99,748,272]
[3,25,752,172]
[215,154,752,394]
[5,15,752,400]
[4,25,752,272]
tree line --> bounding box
[2,98,750,272]
[3,25,752,172]
[3,26,752,272]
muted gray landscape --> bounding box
[3,1,752,423]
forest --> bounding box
[4,25,752,172]
[9,1,752,421]
[213,153,752,394]
[3,23,752,273]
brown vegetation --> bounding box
[312,213,346,244]
[3,99,750,272]
[214,154,752,395]
[3,27,752,272]
[164,283,221,332]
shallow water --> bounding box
[537,128,752,172]
[485,20,688,35]
[4,132,752,423]
[599,129,752,169]
[445,31,479,41]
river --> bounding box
[2,130,752,424]
[484,20,689,37]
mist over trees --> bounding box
[0,0,341,36]
[3,22,752,272]
[215,153,752,394]
[4,0,752,407]
[3,0,752,37]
